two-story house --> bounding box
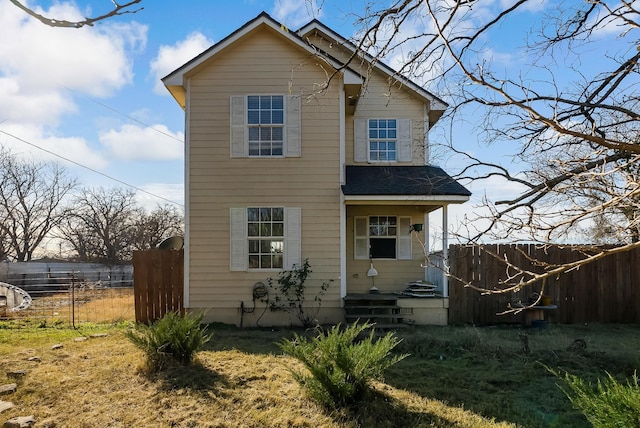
[163,12,470,327]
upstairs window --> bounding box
[369,119,397,161]
[247,95,284,157]
[230,95,300,158]
[354,118,412,163]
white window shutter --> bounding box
[284,207,301,269]
[230,208,247,271]
[285,95,301,157]
[230,95,246,158]
[397,119,412,162]
[354,216,368,259]
[397,216,412,260]
[354,119,368,162]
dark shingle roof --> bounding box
[341,166,471,197]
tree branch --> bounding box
[9,0,143,28]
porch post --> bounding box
[339,84,347,300]
[442,204,449,298]
[423,211,429,281]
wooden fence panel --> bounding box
[448,244,640,325]
[133,249,184,324]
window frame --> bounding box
[230,207,301,272]
[354,118,412,163]
[368,119,398,162]
[354,215,412,260]
[230,94,301,159]
[247,207,285,270]
[247,95,285,158]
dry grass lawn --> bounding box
[1,313,639,427]
[0,324,514,428]
[8,288,135,325]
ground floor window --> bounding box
[230,206,301,272]
[354,215,412,260]
[247,207,284,269]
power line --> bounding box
[0,128,184,207]
[59,85,185,144]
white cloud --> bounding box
[135,183,184,211]
[0,78,76,126]
[0,123,108,170]
[0,2,146,96]
[272,0,323,28]
[100,124,184,161]
[150,32,213,94]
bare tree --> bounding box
[0,149,77,261]
[131,204,184,250]
[348,1,640,294]
[58,189,184,263]
[58,187,139,264]
[10,0,143,28]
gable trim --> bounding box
[297,19,448,113]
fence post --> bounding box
[71,271,76,328]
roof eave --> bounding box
[343,195,470,204]
[297,20,449,117]
[162,12,359,98]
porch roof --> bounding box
[341,165,471,198]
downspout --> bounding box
[339,84,347,300]
[183,78,191,309]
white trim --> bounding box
[340,194,347,300]
[344,195,470,203]
[442,204,449,298]
[183,79,191,308]
[163,14,363,106]
[423,104,430,165]
[339,85,347,300]
[296,20,448,112]
[340,86,345,184]
[423,211,429,282]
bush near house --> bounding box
[267,259,332,328]
[125,311,211,372]
[278,321,407,408]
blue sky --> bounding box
[0,1,370,210]
[3,0,598,244]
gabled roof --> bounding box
[341,166,471,200]
[297,19,448,113]
[163,12,449,125]
[162,12,362,109]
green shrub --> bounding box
[559,371,640,427]
[267,259,332,328]
[125,311,211,372]
[278,321,407,408]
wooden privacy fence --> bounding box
[132,249,184,324]
[448,244,640,325]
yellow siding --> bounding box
[346,205,428,294]
[348,72,427,165]
[186,26,342,323]
[305,33,429,166]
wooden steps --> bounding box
[343,294,408,328]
